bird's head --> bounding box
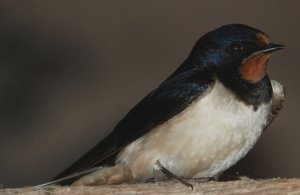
[190,24,284,83]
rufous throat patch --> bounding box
[240,53,271,83]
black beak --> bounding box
[256,43,285,54]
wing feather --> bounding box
[55,68,215,180]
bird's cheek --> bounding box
[239,53,271,83]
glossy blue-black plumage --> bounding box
[56,68,215,179]
[55,24,274,180]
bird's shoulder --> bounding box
[113,68,216,145]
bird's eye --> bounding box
[231,43,243,53]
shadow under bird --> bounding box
[40,24,285,188]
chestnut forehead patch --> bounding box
[257,33,271,45]
[240,53,271,83]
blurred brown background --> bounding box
[0,1,299,187]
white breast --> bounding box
[117,80,272,181]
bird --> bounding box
[41,24,285,187]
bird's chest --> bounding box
[117,81,271,180]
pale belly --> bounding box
[117,81,271,181]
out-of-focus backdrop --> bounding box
[0,1,299,187]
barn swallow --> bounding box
[41,24,285,187]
